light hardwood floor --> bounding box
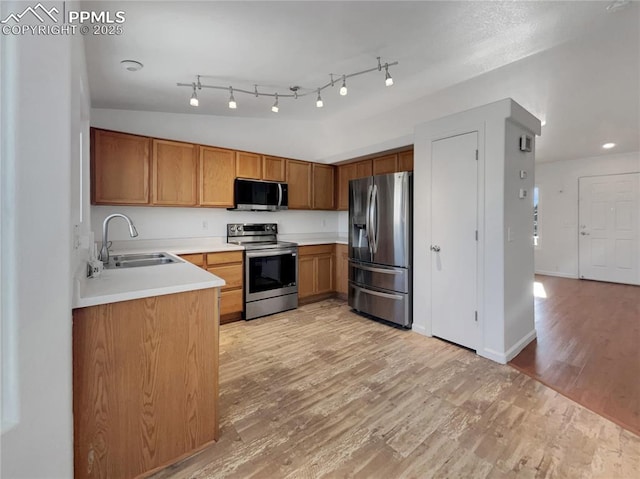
[511,275,640,436]
[151,299,639,479]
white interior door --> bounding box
[431,132,479,350]
[579,173,640,285]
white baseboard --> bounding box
[535,270,578,279]
[479,329,537,365]
[411,324,430,336]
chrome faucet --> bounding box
[99,213,138,263]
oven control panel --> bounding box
[227,223,278,237]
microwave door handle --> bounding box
[277,183,283,207]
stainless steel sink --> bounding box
[104,252,181,269]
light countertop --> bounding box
[73,253,225,309]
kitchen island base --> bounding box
[73,288,219,479]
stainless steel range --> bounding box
[227,223,298,320]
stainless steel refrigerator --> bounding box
[348,171,412,327]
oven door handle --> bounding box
[245,249,297,258]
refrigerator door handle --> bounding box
[371,184,379,254]
[366,184,373,254]
[351,263,402,275]
[353,284,403,300]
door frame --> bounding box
[415,121,486,350]
[430,131,481,350]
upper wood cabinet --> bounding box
[235,151,262,179]
[152,139,199,206]
[262,156,287,182]
[337,163,357,210]
[200,146,235,207]
[286,159,313,209]
[312,164,335,210]
[356,159,373,178]
[92,129,151,205]
[398,150,414,172]
[373,154,398,175]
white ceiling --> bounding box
[85,1,640,162]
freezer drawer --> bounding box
[348,282,411,328]
[349,260,410,293]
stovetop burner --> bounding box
[226,223,297,250]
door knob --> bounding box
[430,245,441,252]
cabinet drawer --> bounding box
[299,244,334,256]
[207,264,243,291]
[206,251,243,265]
[180,253,205,267]
[220,289,243,316]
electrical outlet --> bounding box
[202,221,209,230]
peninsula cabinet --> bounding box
[298,244,335,302]
[73,288,219,479]
[286,159,313,209]
[235,151,262,179]
[312,163,335,210]
[91,129,151,205]
[200,146,235,207]
[152,139,199,206]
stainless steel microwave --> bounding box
[229,178,288,211]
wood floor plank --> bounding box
[511,275,640,436]
[149,299,638,479]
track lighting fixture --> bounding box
[339,75,348,96]
[177,57,398,111]
[189,83,199,107]
[384,64,393,87]
[228,87,237,109]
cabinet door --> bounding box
[92,129,150,205]
[200,146,235,207]
[312,164,335,210]
[235,151,262,179]
[286,160,313,209]
[355,159,373,178]
[398,150,414,172]
[316,254,334,294]
[262,156,286,182]
[337,163,357,211]
[335,244,349,295]
[152,139,198,206]
[372,154,398,175]
[298,256,316,298]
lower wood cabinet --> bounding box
[181,251,244,323]
[335,244,349,296]
[73,288,219,479]
[298,244,335,302]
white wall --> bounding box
[535,151,640,277]
[91,108,330,163]
[413,99,539,364]
[92,205,339,242]
[0,13,89,478]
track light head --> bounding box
[339,75,347,96]
[271,94,279,113]
[228,86,237,109]
[316,89,324,108]
[190,83,199,107]
[384,64,393,86]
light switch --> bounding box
[519,188,527,199]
